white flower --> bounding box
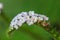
[29,11,34,16]
[27,21,34,25]
[25,15,30,21]
[38,14,42,17]
[34,17,38,23]
[10,22,15,27]
[27,19,34,25]
[39,15,49,21]
[10,18,18,29]
[20,12,28,17]
[0,3,3,14]
[34,13,39,17]
[41,15,49,21]
[11,16,18,23]
[17,17,26,27]
[17,21,23,27]
[38,17,43,21]
[0,3,3,9]
[31,16,38,23]
[13,25,19,30]
[21,18,26,23]
[39,15,45,18]
[10,13,26,29]
[11,19,18,24]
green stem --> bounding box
[0,10,10,23]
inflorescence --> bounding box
[9,11,49,31]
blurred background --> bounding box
[0,0,60,40]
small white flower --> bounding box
[11,19,18,24]
[25,15,30,21]
[38,14,42,17]
[0,3,3,14]
[17,17,26,26]
[31,16,38,23]
[0,3,3,9]
[41,15,49,21]
[11,16,18,23]
[34,17,38,23]
[13,25,18,30]
[34,13,39,17]
[10,18,24,29]
[10,22,15,27]
[10,19,18,30]
[16,14,23,19]
[21,18,26,23]
[39,15,49,21]
[17,22,23,27]
[21,12,27,16]
[27,19,34,25]
[27,21,34,25]
[29,11,34,16]
[38,17,43,21]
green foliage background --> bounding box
[0,0,60,40]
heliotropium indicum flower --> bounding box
[7,11,49,36]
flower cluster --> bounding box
[9,11,49,30]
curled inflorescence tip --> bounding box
[7,11,50,36]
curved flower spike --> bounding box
[7,11,49,36]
